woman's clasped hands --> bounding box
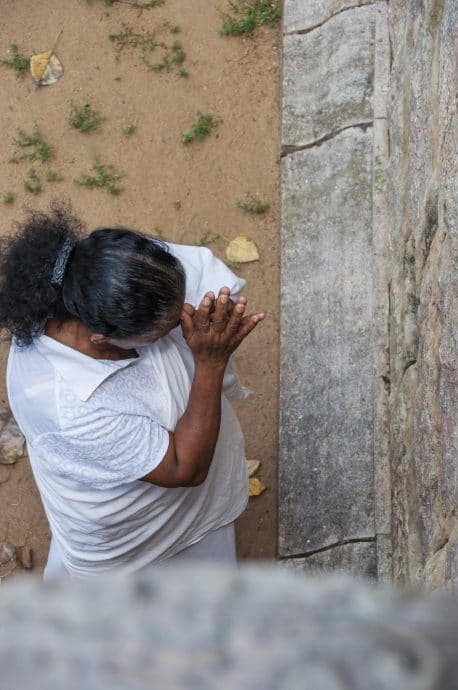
[180,287,264,368]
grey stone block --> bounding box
[282,6,376,148]
[1,566,457,690]
[279,541,377,577]
[284,0,375,34]
[279,127,374,556]
[386,0,458,587]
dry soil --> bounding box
[0,0,280,575]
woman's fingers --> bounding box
[211,287,231,332]
[226,296,247,336]
[236,312,265,342]
[180,303,195,340]
[194,292,214,330]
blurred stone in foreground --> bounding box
[1,565,457,690]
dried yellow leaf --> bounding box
[31,31,63,86]
[247,459,261,477]
[31,52,63,85]
[225,235,260,263]
[249,477,267,497]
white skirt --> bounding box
[43,522,237,582]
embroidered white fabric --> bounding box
[7,244,251,579]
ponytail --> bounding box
[0,201,83,345]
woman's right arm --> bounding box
[140,288,264,488]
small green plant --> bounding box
[171,42,185,65]
[130,0,165,6]
[23,168,42,194]
[110,22,188,75]
[198,231,221,246]
[0,44,30,76]
[152,225,165,239]
[75,162,124,195]
[170,25,181,34]
[122,124,136,135]
[10,125,54,164]
[90,0,164,7]
[2,192,15,205]
[46,169,64,182]
[69,103,103,133]
[237,192,269,214]
[181,113,218,144]
[219,0,281,36]
[178,68,189,78]
[109,23,158,56]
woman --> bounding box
[0,203,264,580]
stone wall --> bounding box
[386,0,457,587]
[279,0,456,587]
[279,1,391,579]
[1,566,457,690]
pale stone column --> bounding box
[279,1,391,578]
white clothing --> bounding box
[44,522,237,582]
[7,244,250,579]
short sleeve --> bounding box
[33,412,170,490]
[166,243,246,305]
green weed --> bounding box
[2,192,15,205]
[23,168,42,194]
[219,0,281,36]
[178,68,189,78]
[89,0,164,7]
[237,192,269,214]
[109,23,158,57]
[110,22,188,75]
[181,114,218,144]
[69,103,103,133]
[75,162,124,195]
[198,231,221,246]
[0,44,30,76]
[10,125,54,164]
[152,226,165,239]
[122,124,136,135]
[46,169,64,182]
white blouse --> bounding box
[7,244,250,579]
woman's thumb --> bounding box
[180,303,195,340]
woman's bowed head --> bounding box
[0,201,264,361]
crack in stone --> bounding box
[402,359,417,376]
[281,122,373,157]
[279,537,376,560]
[285,2,378,37]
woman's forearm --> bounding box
[173,362,225,485]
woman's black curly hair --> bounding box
[0,201,185,346]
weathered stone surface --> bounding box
[0,416,25,465]
[282,6,375,148]
[283,0,374,33]
[279,127,374,557]
[279,542,377,578]
[386,0,458,587]
[1,566,458,690]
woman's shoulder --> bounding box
[165,243,246,304]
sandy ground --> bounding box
[0,0,280,576]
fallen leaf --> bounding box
[225,235,259,263]
[31,31,63,86]
[247,459,261,477]
[249,477,267,497]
